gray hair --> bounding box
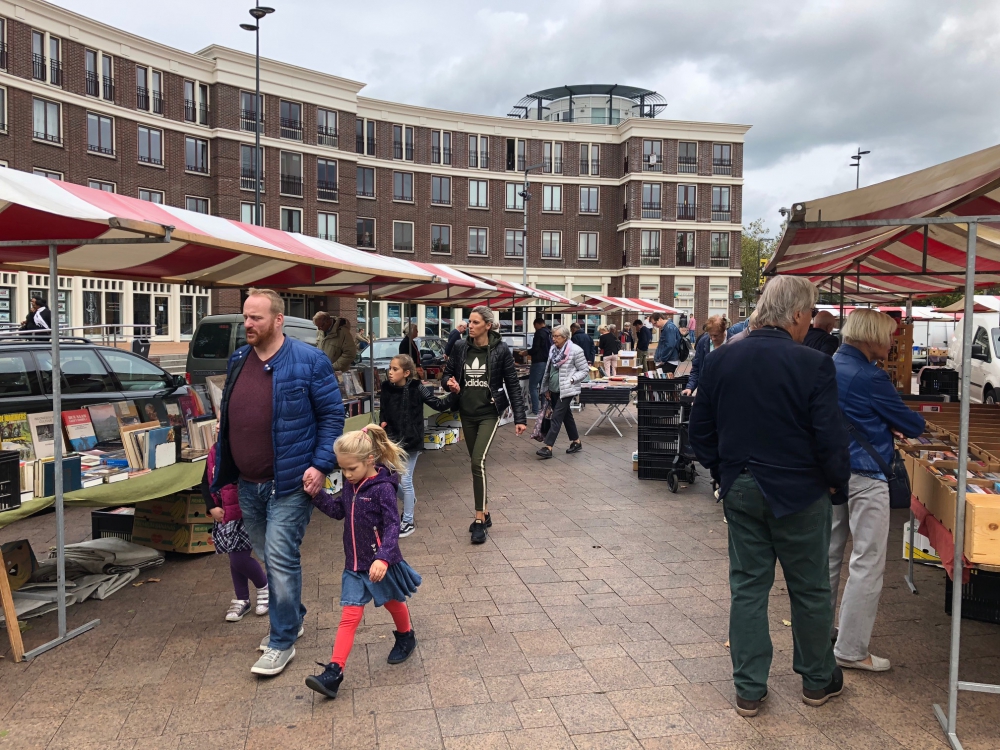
[552,324,571,339]
[470,306,494,330]
[755,277,817,329]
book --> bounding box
[144,426,177,469]
[61,409,98,452]
[27,412,55,460]
[180,448,209,462]
[120,421,160,470]
[205,376,226,417]
[134,398,169,427]
[36,455,82,497]
[81,470,105,489]
[0,412,35,462]
[114,400,141,427]
[86,403,122,445]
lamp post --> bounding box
[849,147,870,190]
[519,162,544,334]
[240,4,275,226]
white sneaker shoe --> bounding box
[226,599,251,622]
[259,623,305,651]
[255,586,269,616]
[837,654,891,672]
[251,646,295,676]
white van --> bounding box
[947,313,1000,403]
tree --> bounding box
[741,219,778,308]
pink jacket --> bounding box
[201,444,241,523]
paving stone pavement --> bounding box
[2,414,999,749]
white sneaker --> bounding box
[837,654,891,672]
[226,599,251,622]
[251,646,295,676]
[259,623,305,651]
[255,586,269,616]
[399,521,415,538]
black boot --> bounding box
[305,661,344,699]
[387,629,417,664]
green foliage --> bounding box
[741,219,778,307]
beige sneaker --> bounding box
[837,654,890,672]
[259,622,305,651]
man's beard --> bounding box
[249,320,277,347]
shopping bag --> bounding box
[531,403,553,442]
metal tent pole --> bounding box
[368,284,375,424]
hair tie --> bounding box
[361,425,369,433]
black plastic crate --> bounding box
[637,375,689,404]
[637,455,681,481]
[638,402,686,428]
[638,427,684,456]
[945,568,1000,624]
[91,507,135,542]
[920,367,959,397]
[0,449,20,512]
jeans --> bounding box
[828,474,891,662]
[461,414,500,512]
[544,394,579,447]
[238,479,313,650]
[528,361,547,414]
[723,473,835,699]
[604,355,617,377]
[397,450,421,524]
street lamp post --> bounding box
[849,147,871,190]
[519,162,544,333]
[240,5,275,226]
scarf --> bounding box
[549,340,570,368]
[34,307,50,330]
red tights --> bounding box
[331,600,411,667]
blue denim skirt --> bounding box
[340,561,422,607]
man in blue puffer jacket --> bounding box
[213,289,345,677]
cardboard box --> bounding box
[443,427,460,445]
[911,463,1000,564]
[324,470,343,495]
[423,430,447,450]
[902,520,941,565]
[428,411,462,429]
[135,492,209,523]
[131,516,215,554]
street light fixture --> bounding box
[518,162,544,334]
[240,5,275,226]
[849,148,870,190]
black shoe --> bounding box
[831,627,839,644]
[471,520,487,544]
[468,513,491,532]
[305,661,344,699]
[802,666,844,707]
[566,441,582,454]
[536,446,553,459]
[387,629,417,664]
[735,690,767,717]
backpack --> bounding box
[677,335,690,362]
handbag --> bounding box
[531,402,553,442]
[844,418,911,509]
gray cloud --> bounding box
[54,0,1000,233]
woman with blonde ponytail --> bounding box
[304,424,421,700]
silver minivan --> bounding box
[185,314,318,384]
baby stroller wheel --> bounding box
[686,465,697,484]
[667,473,680,493]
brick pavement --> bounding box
[1,416,999,749]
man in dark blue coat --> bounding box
[570,322,594,364]
[688,276,851,717]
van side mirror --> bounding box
[972,343,987,360]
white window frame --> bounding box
[468,134,489,169]
[86,111,115,157]
[578,231,599,261]
[185,196,210,214]
[0,86,7,133]
[279,150,304,197]
[469,179,489,208]
[393,171,414,202]
[317,158,338,202]
[640,229,661,267]
[240,90,264,132]
[317,108,338,147]
[393,220,415,253]
[580,186,599,214]
[542,184,562,213]
[505,182,524,211]
[280,206,303,233]
[541,230,561,259]
[505,229,525,258]
[138,188,164,204]
[318,211,337,242]
[184,136,210,175]
[431,175,451,206]
[357,166,375,199]
[88,179,115,193]
[33,168,62,180]
[279,99,303,141]
[240,202,265,225]
[356,217,376,249]
[240,144,265,192]
[431,224,452,255]
[468,227,488,256]
[32,96,61,146]
[711,231,731,268]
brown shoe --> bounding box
[735,690,767,717]
[802,666,844,707]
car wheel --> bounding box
[986,387,996,405]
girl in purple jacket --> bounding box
[305,425,421,699]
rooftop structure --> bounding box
[508,84,667,125]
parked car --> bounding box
[501,333,535,351]
[186,314,318,384]
[947,314,1000,403]
[355,336,447,376]
[0,337,188,415]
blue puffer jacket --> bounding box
[212,336,346,498]
[686,333,715,392]
[833,343,925,474]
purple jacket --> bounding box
[311,466,403,572]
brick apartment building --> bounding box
[0,0,750,341]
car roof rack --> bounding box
[0,334,92,344]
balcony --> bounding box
[712,204,731,222]
[138,154,162,166]
[317,125,338,147]
[101,75,113,100]
[641,201,662,219]
[640,254,661,267]
[317,180,338,201]
[86,71,99,97]
[711,254,731,268]
[432,146,452,165]
[187,161,209,175]
[88,142,114,157]
[31,53,45,81]
[677,204,697,221]
[678,156,697,174]
[356,135,365,154]
[713,158,732,175]
[676,252,695,267]
[136,86,149,111]
[240,109,262,132]
[643,157,662,172]
[185,100,197,123]
[240,168,265,192]
[33,130,61,145]
[280,175,303,196]
[152,93,164,115]
[280,117,302,140]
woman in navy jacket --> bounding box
[829,310,925,674]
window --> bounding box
[505,229,525,258]
[151,70,163,114]
[317,159,338,201]
[506,138,526,171]
[393,171,413,201]
[240,145,264,191]
[580,144,589,175]
[642,183,662,218]
[136,65,149,110]
[240,90,263,132]
[431,225,451,254]
[85,50,98,96]
[393,221,414,252]
[101,350,172,392]
[240,202,264,225]
[643,140,662,171]
[0,87,8,131]
[541,231,561,259]
[468,134,478,168]
[432,130,452,165]
[317,108,338,147]
[640,230,660,266]
[36,350,114,395]
[139,188,164,204]
[468,135,488,168]
[318,212,337,241]
[580,186,599,214]
[357,218,375,248]
[100,52,112,100]
[468,227,488,256]
[186,196,209,214]
[357,167,375,198]
[185,137,209,174]
[676,231,695,266]
[505,182,524,211]
[196,83,209,125]
[712,186,731,221]
[356,118,376,154]
[678,141,697,173]
[392,125,414,160]
[431,175,451,205]
[88,179,114,192]
[580,144,599,175]
[86,113,114,156]
[280,151,303,196]
[0,19,5,71]
[711,232,730,267]
[677,184,697,220]
[48,36,62,87]
[280,207,302,233]
[542,184,562,212]
[578,232,598,260]
[33,168,61,180]
[709,282,730,318]
[184,80,196,122]
[469,179,488,208]
[675,280,695,316]
[713,143,732,175]
[280,100,302,140]
[32,97,60,144]
[543,142,563,173]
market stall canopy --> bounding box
[0,168,434,288]
[465,277,584,308]
[766,142,1000,298]
[575,295,680,314]
[329,262,496,301]
[934,295,1000,314]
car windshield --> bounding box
[418,338,445,357]
[192,322,233,359]
[357,341,401,361]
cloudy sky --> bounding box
[54,0,1000,236]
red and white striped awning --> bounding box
[934,295,1000,314]
[576,295,680,314]
[766,143,1000,298]
[0,168,434,289]
[331,262,497,301]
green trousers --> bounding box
[461,414,500,512]
[723,473,836,700]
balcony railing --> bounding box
[152,93,164,115]
[711,255,731,268]
[591,159,600,175]
[393,239,413,252]
[517,156,526,171]
[641,201,662,219]
[280,175,303,196]
[280,117,302,140]
[713,158,732,175]
[318,232,337,242]
[712,204,731,222]
[676,252,695,267]
[367,140,376,156]
[393,190,413,202]
[0,42,7,70]
[84,71,98,97]
[101,75,113,100]
[136,86,149,111]
[553,157,563,174]
[32,53,45,81]
[317,180,338,201]
[640,254,661,267]
[468,152,477,168]
[240,168,264,192]
[356,135,365,154]
[357,185,375,198]
[393,141,402,159]
[677,204,697,220]
[138,154,162,166]
[240,109,262,132]
[480,152,489,169]
[317,125,338,147]
[88,142,114,156]
[432,146,452,164]
[643,157,662,172]
[33,130,61,145]
[187,161,209,175]
[678,156,697,173]
[185,99,197,123]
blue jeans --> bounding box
[238,479,313,650]
[397,451,421,523]
[528,361,547,413]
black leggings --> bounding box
[544,394,579,447]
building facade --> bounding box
[0,0,749,341]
